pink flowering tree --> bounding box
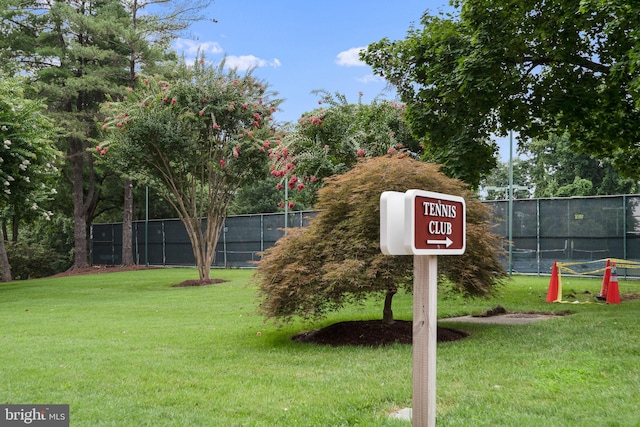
[99,58,281,281]
[268,90,422,207]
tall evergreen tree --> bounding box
[0,0,213,268]
[1,0,131,268]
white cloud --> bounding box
[173,38,223,56]
[357,74,384,84]
[336,47,367,67]
[224,55,282,72]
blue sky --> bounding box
[172,0,513,160]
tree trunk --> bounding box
[70,137,94,269]
[0,236,12,282]
[382,288,397,324]
[122,178,134,266]
[182,215,225,282]
[11,214,18,242]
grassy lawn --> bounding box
[1,268,638,426]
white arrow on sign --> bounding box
[427,236,453,247]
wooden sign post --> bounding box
[381,190,466,427]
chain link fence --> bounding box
[91,211,315,268]
[486,195,640,277]
[92,195,640,276]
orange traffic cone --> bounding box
[597,259,611,300]
[546,261,561,302]
[606,264,621,304]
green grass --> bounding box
[1,269,639,426]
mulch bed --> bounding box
[292,320,469,347]
[172,279,226,287]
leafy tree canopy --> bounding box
[0,74,61,280]
[256,156,507,324]
[481,133,639,199]
[0,75,60,222]
[100,57,282,280]
[269,90,421,207]
[362,0,640,183]
[524,133,639,197]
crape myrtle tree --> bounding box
[269,90,422,208]
[361,0,640,185]
[0,75,60,281]
[118,0,215,266]
[100,58,282,281]
[256,156,507,324]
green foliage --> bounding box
[227,177,281,215]
[6,241,72,279]
[480,158,531,200]
[100,58,282,279]
[481,133,638,199]
[362,0,640,183]
[0,75,60,219]
[524,133,638,197]
[256,156,507,323]
[269,91,421,207]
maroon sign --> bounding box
[406,190,466,255]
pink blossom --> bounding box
[310,175,317,182]
[387,148,395,154]
[357,148,365,157]
[102,124,108,130]
[171,98,177,105]
[212,124,220,130]
[199,110,205,116]
[276,183,283,191]
[288,201,295,209]
[219,159,226,167]
[297,183,305,191]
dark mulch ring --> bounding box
[292,320,469,347]
[172,279,227,287]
